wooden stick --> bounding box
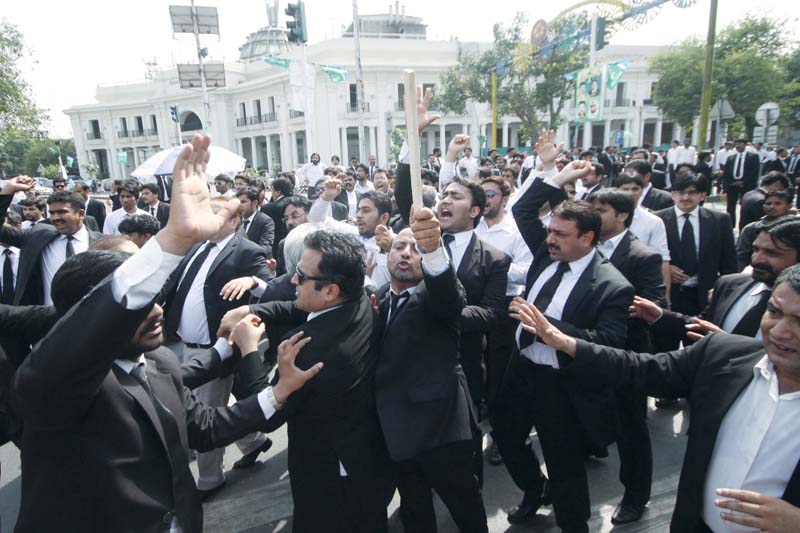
[403,70,423,209]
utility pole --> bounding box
[697,0,718,151]
[352,0,366,162]
[491,70,497,149]
[190,0,212,134]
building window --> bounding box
[397,84,405,111]
[253,99,262,117]
[422,83,435,96]
[615,83,626,107]
[150,114,158,133]
[89,120,101,140]
[349,84,358,111]
[239,102,247,118]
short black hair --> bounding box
[74,181,91,192]
[421,169,439,184]
[284,196,311,212]
[52,177,67,185]
[615,173,645,189]
[580,150,596,159]
[630,149,649,160]
[765,189,795,204]
[480,176,511,197]
[671,172,709,194]
[20,198,47,211]
[236,187,260,203]
[591,189,635,228]
[551,200,602,246]
[303,230,365,301]
[118,179,141,198]
[118,214,161,236]
[591,162,606,177]
[235,174,255,186]
[358,190,392,217]
[356,163,369,174]
[763,217,800,260]
[761,171,790,189]
[624,159,652,176]
[47,191,85,212]
[271,177,294,197]
[774,263,800,295]
[214,174,233,183]
[446,177,486,228]
[51,251,132,315]
[140,183,159,195]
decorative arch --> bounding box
[180,111,203,132]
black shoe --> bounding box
[611,502,646,524]
[507,481,550,524]
[198,481,226,502]
[487,442,503,466]
[232,438,273,470]
[655,398,676,409]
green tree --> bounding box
[0,22,46,177]
[433,12,589,147]
[648,38,706,133]
[22,138,76,175]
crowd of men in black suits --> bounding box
[0,99,799,533]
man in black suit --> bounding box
[514,263,800,533]
[236,187,275,258]
[787,146,800,204]
[75,181,107,230]
[261,176,294,246]
[723,138,761,227]
[423,153,441,173]
[0,182,102,306]
[375,210,488,533]
[763,147,789,174]
[220,230,392,532]
[11,137,321,532]
[635,216,800,343]
[108,179,124,211]
[139,183,171,228]
[655,173,738,331]
[118,214,161,248]
[597,146,617,181]
[738,171,790,230]
[737,191,794,269]
[163,195,272,495]
[624,159,674,211]
[576,162,605,200]
[591,188,666,524]
[154,174,172,202]
[494,134,634,532]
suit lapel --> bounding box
[113,365,172,455]
[697,208,713,262]
[561,254,599,322]
[609,232,632,267]
[717,278,758,326]
[457,233,479,279]
[208,236,237,277]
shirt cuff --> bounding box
[256,387,278,420]
[214,337,233,361]
[111,237,184,310]
[250,277,267,298]
[420,244,450,277]
[399,141,410,164]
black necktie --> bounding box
[165,242,216,337]
[387,291,410,324]
[731,289,771,336]
[679,214,698,277]
[789,156,798,174]
[243,219,250,234]
[442,234,455,262]
[520,261,571,350]
[150,206,156,216]
[65,235,75,258]
[1,250,14,304]
[735,153,744,179]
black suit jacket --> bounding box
[606,231,666,352]
[650,169,668,190]
[12,282,271,533]
[261,196,292,245]
[655,206,738,309]
[570,333,799,532]
[512,179,635,447]
[140,201,171,228]
[0,194,102,305]
[164,235,269,343]
[109,193,122,212]
[242,211,275,258]
[597,152,616,179]
[85,199,107,230]
[763,157,788,175]
[739,188,767,229]
[451,232,510,405]
[723,150,760,192]
[641,185,674,211]
[156,176,173,202]
[375,264,475,461]
[249,296,389,530]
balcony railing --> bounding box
[289,110,304,118]
[86,131,102,140]
[263,112,277,123]
[130,129,144,137]
[146,128,158,136]
[236,117,248,127]
[248,115,263,125]
[117,130,130,138]
[345,102,371,112]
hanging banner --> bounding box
[574,64,606,123]
[606,60,628,90]
[262,56,290,68]
[320,64,348,82]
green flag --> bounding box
[262,56,290,68]
[48,147,58,155]
[606,60,628,90]
[320,64,348,82]
[66,155,74,168]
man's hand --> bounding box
[535,129,564,171]
[0,176,35,195]
[218,305,251,339]
[220,276,257,301]
[553,160,594,187]
[410,204,441,253]
[629,295,664,324]
[375,224,392,253]
[514,298,577,356]
[415,85,441,134]
[157,134,240,256]
[446,134,470,162]
[685,317,724,340]
[267,258,277,272]
[715,488,800,533]
[229,314,265,355]
[319,178,342,202]
[272,331,321,404]
[670,265,689,285]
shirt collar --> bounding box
[307,304,343,321]
[244,212,256,224]
[674,205,700,219]
[599,229,627,254]
[750,282,769,297]
[114,354,147,374]
[566,248,596,273]
[209,232,235,251]
[445,229,474,247]
[64,226,90,243]
[390,286,418,297]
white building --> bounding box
[65,13,686,180]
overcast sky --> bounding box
[4,0,798,137]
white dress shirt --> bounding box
[345,190,358,217]
[674,206,701,287]
[21,218,45,230]
[354,180,374,195]
[458,156,479,179]
[674,145,697,165]
[714,148,733,171]
[730,151,747,180]
[0,245,20,293]
[720,282,769,340]
[103,207,148,235]
[176,233,235,345]
[41,226,90,306]
[629,207,671,261]
[505,168,558,214]
[517,249,596,368]
[144,201,161,218]
[597,229,628,260]
[442,229,474,270]
[296,162,324,186]
[475,216,532,296]
[703,355,800,532]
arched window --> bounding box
[181,112,202,132]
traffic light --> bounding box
[170,105,179,123]
[285,1,308,44]
[595,17,610,51]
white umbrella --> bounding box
[131,144,247,183]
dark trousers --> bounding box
[395,440,488,533]
[616,386,652,506]
[491,354,591,533]
[725,185,742,227]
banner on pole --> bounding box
[574,64,606,124]
[262,56,290,68]
[320,64,348,82]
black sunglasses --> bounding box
[295,265,330,285]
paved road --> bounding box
[0,398,689,532]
